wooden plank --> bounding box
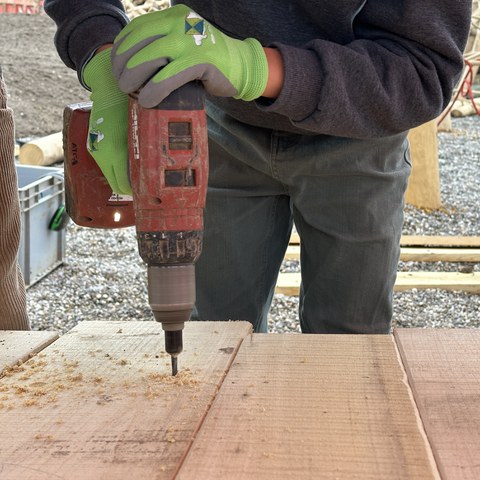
[285,246,480,262]
[177,334,439,479]
[394,272,480,293]
[276,272,480,295]
[399,247,480,263]
[289,233,480,248]
[394,329,480,480]
[0,320,251,480]
[0,330,58,374]
[400,236,480,248]
[405,120,442,210]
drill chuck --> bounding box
[147,264,195,355]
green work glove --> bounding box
[112,4,269,108]
[82,48,131,195]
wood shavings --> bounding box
[34,433,54,441]
[67,373,83,383]
[13,385,29,395]
[0,355,89,408]
[1,363,26,377]
[1,347,201,410]
[147,368,200,387]
[166,425,176,443]
[143,369,200,400]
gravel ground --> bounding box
[26,115,480,334]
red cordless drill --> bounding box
[64,83,208,375]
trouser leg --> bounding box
[195,103,409,335]
[0,71,30,330]
[277,133,410,334]
[194,105,292,333]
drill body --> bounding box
[128,83,208,368]
[63,83,208,373]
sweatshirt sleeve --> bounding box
[44,0,128,83]
[259,0,471,138]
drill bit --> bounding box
[165,330,183,376]
[171,356,178,376]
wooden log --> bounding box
[395,329,480,480]
[19,131,63,166]
[0,320,251,480]
[451,98,480,117]
[436,110,452,132]
[405,120,442,210]
[276,271,480,295]
[177,334,439,479]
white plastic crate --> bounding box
[16,164,66,288]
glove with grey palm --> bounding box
[83,48,131,195]
[111,4,269,108]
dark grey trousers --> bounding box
[194,102,411,334]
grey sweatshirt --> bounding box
[44,0,471,139]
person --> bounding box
[0,66,30,330]
[45,1,471,334]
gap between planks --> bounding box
[177,334,440,479]
[394,329,480,480]
[0,330,59,375]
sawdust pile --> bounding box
[0,351,201,410]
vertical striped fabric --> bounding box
[0,70,30,330]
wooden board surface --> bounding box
[289,233,480,248]
[395,329,480,480]
[177,334,439,479]
[400,236,480,248]
[285,245,480,262]
[394,272,480,293]
[399,247,480,262]
[405,120,441,210]
[0,320,251,480]
[0,330,58,374]
[276,271,480,295]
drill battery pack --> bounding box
[63,103,135,229]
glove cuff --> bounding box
[83,48,128,107]
[237,38,269,102]
[83,48,114,90]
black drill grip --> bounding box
[155,81,205,111]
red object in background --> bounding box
[0,1,43,14]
